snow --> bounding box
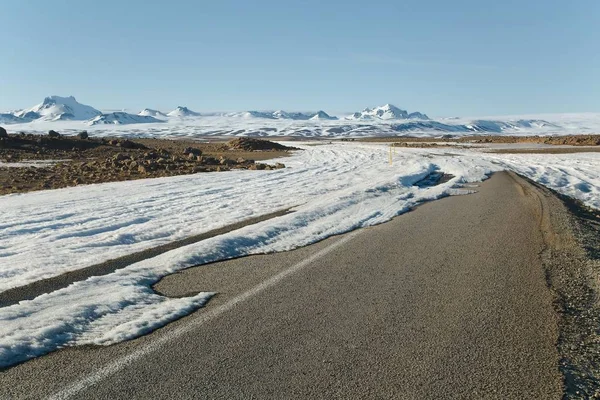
[3,112,599,138]
[484,152,600,210]
[0,159,64,168]
[88,112,164,125]
[0,143,599,368]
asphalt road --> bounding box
[0,171,563,399]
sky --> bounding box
[1,0,598,117]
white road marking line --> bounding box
[46,229,362,400]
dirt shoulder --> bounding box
[512,172,600,398]
[0,134,297,195]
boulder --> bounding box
[112,153,130,161]
[77,131,89,140]
[183,147,202,156]
[203,156,218,165]
[48,130,60,138]
[0,127,7,138]
[117,140,135,149]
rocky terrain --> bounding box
[0,129,294,195]
[366,134,600,146]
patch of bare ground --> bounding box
[486,148,600,154]
[0,131,297,195]
[359,134,600,146]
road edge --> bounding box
[509,171,600,398]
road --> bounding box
[0,171,563,399]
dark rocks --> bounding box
[0,127,7,138]
[202,156,219,165]
[117,140,135,149]
[0,134,288,195]
[183,147,202,156]
[249,163,268,170]
[227,137,296,151]
[112,153,130,161]
[77,131,89,140]
[48,130,60,138]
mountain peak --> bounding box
[310,110,337,120]
[22,95,101,121]
[89,112,164,126]
[347,104,427,120]
[139,108,168,119]
[167,106,200,117]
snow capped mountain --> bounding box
[0,113,25,124]
[310,111,337,121]
[88,112,163,126]
[167,106,201,118]
[0,95,591,139]
[348,104,429,120]
[272,110,292,119]
[138,108,168,119]
[407,111,430,120]
[17,96,102,121]
[229,110,337,120]
[237,111,277,119]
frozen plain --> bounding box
[0,142,599,368]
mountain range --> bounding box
[0,95,577,138]
[0,96,431,126]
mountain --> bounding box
[230,110,337,120]
[0,113,25,124]
[347,104,429,120]
[167,106,201,118]
[238,111,277,119]
[88,112,164,125]
[138,108,168,119]
[16,96,102,121]
[407,112,430,120]
[310,111,337,121]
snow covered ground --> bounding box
[5,112,600,138]
[0,143,599,368]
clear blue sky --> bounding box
[1,0,598,116]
